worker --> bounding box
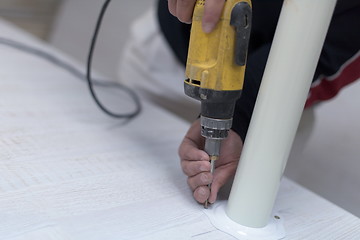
[119,0,360,205]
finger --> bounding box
[168,0,177,16]
[178,119,206,160]
[208,161,238,203]
[202,0,225,33]
[176,0,197,23]
[181,159,210,177]
[187,172,213,190]
[193,186,210,203]
[178,137,209,162]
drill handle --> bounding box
[230,2,252,66]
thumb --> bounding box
[208,161,238,203]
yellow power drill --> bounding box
[185,0,252,208]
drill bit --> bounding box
[204,155,218,209]
[202,121,227,209]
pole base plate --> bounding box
[204,200,285,240]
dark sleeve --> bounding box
[313,5,360,79]
[229,0,283,141]
[157,0,191,66]
[233,4,360,141]
[156,0,360,141]
[231,44,271,142]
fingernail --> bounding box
[199,188,206,196]
[202,22,215,33]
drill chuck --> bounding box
[201,116,232,139]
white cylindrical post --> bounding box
[226,0,337,228]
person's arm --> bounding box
[169,0,360,204]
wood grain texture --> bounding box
[0,19,359,240]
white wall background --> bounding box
[50,0,360,218]
[286,79,360,217]
[50,0,155,79]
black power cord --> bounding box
[0,0,142,120]
[87,0,141,119]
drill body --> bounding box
[185,0,252,207]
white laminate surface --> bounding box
[1,20,360,240]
